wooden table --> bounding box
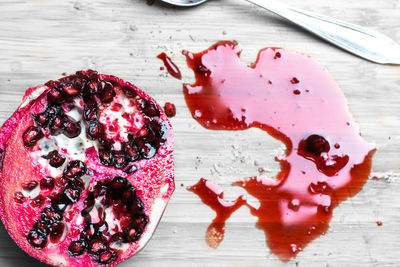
[1,0,400,266]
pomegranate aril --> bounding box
[136,138,157,159]
[51,194,69,212]
[302,134,330,156]
[86,121,103,140]
[22,181,38,191]
[63,186,82,204]
[122,85,138,98]
[70,76,86,92]
[98,149,113,166]
[124,142,140,162]
[14,191,25,204]
[164,102,176,117]
[113,151,128,169]
[23,126,44,148]
[47,87,64,104]
[44,150,66,168]
[32,113,49,128]
[49,115,64,135]
[49,222,65,243]
[81,224,99,240]
[84,108,98,122]
[41,207,63,223]
[32,195,45,208]
[63,86,80,98]
[85,80,100,95]
[68,239,87,257]
[33,220,50,235]
[62,117,81,138]
[88,237,108,255]
[63,160,87,179]
[27,229,47,249]
[111,233,124,243]
[40,176,55,190]
[98,81,116,103]
[98,249,118,265]
[139,99,160,117]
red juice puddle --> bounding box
[184,41,376,261]
[157,52,182,80]
[187,178,246,248]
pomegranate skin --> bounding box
[0,71,174,266]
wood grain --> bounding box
[1,0,400,266]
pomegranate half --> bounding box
[0,70,174,266]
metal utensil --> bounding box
[160,0,400,64]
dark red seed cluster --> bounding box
[27,70,167,171]
[27,160,87,249]
[21,71,163,264]
[67,177,147,265]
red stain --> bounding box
[187,179,246,248]
[185,41,375,261]
[376,221,383,226]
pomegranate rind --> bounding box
[0,71,174,266]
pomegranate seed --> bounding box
[68,239,87,256]
[40,177,55,190]
[86,121,103,140]
[23,126,44,148]
[63,160,87,179]
[98,81,116,103]
[98,149,113,166]
[98,249,118,265]
[27,229,47,249]
[62,117,81,138]
[302,134,330,156]
[88,238,107,255]
[122,85,138,98]
[33,220,50,235]
[44,150,66,168]
[63,186,81,204]
[164,102,176,117]
[139,99,160,117]
[49,222,65,243]
[47,87,64,104]
[33,113,48,127]
[22,181,38,191]
[32,195,45,208]
[41,207,63,223]
[14,191,25,204]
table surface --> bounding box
[1,0,400,266]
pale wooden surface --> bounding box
[1,0,400,266]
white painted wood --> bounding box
[0,0,400,266]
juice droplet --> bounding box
[157,52,182,80]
